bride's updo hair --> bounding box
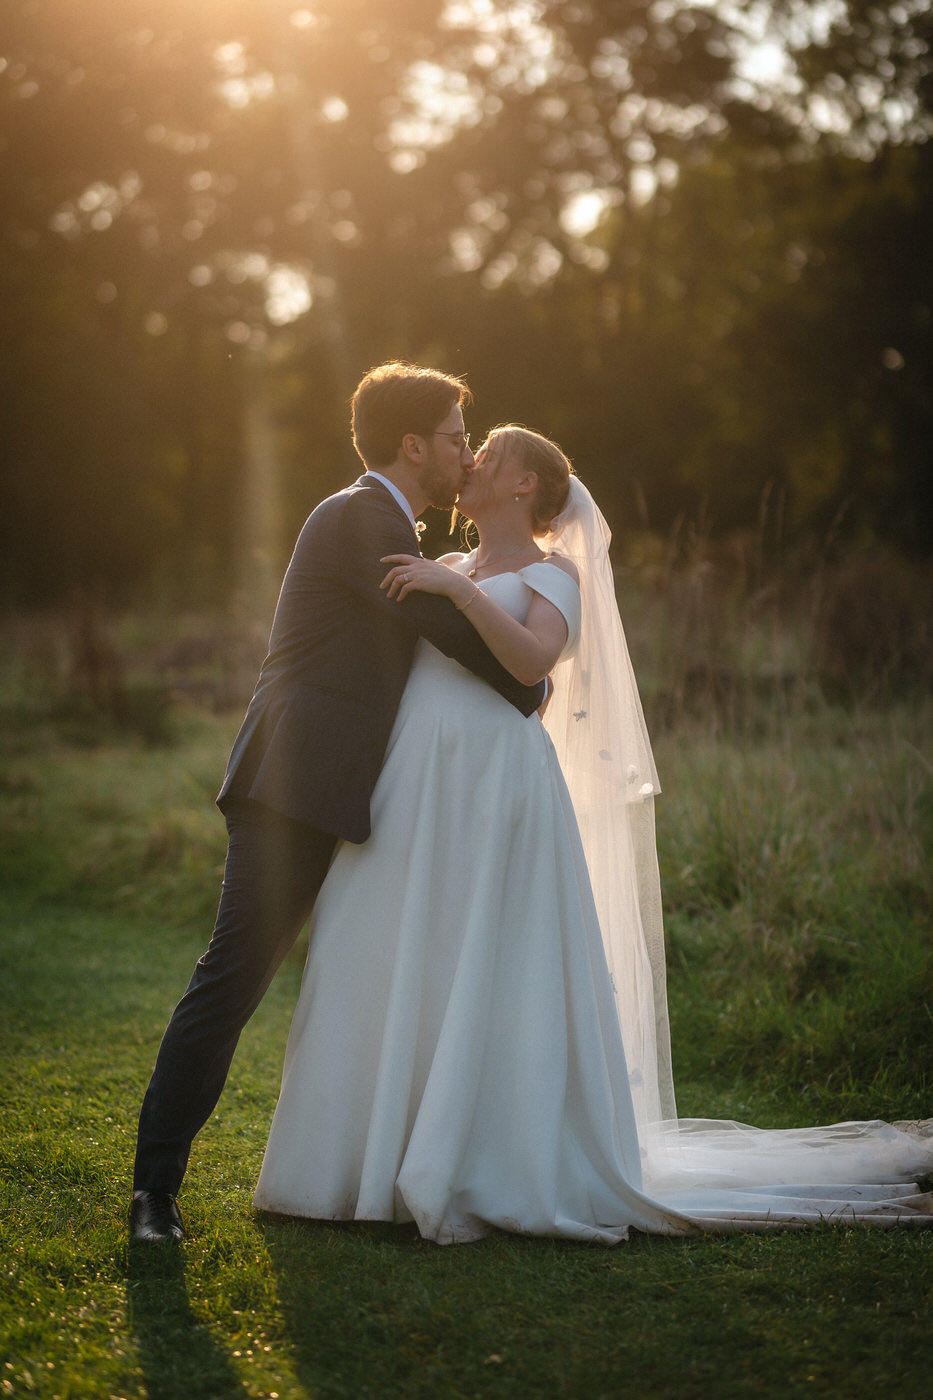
[487,425,573,533]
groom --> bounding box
[131,362,546,1241]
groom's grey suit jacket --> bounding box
[218,473,545,843]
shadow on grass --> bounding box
[126,1242,247,1400]
[257,1213,445,1398]
[253,1212,666,1398]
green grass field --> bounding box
[2,612,932,1398]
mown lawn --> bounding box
[1,693,931,1399]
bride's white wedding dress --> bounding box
[254,486,933,1241]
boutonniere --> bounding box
[414,520,426,541]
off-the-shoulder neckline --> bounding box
[456,551,569,586]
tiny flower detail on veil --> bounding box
[573,710,587,720]
[414,520,426,540]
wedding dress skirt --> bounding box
[254,566,933,1241]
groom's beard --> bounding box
[418,450,463,511]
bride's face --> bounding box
[456,435,517,521]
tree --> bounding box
[1,0,930,600]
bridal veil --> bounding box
[542,476,932,1225]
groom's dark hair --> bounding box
[351,362,471,469]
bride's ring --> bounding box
[403,573,410,583]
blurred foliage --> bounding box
[0,1,931,602]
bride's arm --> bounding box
[380,553,577,685]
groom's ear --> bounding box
[401,432,426,463]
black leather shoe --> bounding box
[130,1190,185,1242]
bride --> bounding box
[254,426,933,1242]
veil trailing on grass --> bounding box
[542,476,933,1228]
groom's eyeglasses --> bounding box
[433,431,470,449]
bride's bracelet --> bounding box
[456,586,479,613]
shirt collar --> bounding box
[366,471,418,532]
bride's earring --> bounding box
[514,495,519,502]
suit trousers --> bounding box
[133,800,338,1195]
